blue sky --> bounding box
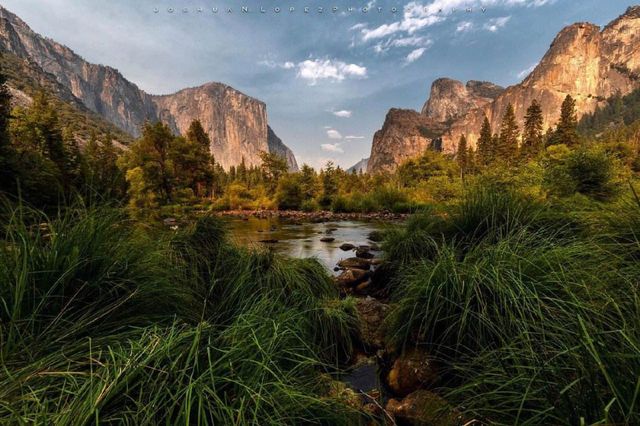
[0,0,632,168]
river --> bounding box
[223,217,391,273]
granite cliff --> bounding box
[0,6,298,170]
[368,6,640,173]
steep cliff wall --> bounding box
[368,6,640,172]
[0,5,297,170]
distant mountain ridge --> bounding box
[368,5,640,173]
[347,158,369,174]
[0,6,298,171]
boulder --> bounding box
[320,237,335,242]
[340,243,356,251]
[338,257,371,270]
[387,348,438,397]
[354,297,390,349]
[335,269,370,287]
[386,390,461,426]
[356,248,375,259]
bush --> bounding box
[545,146,621,201]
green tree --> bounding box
[551,95,579,146]
[319,161,338,208]
[457,134,469,177]
[299,164,318,200]
[0,59,14,191]
[259,151,288,192]
[497,103,520,164]
[477,116,494,165]
[124,122,176,204]
[521,99,544,159]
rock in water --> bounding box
[320,237,335,243]
[340,243,356,251]
[335,269,369,287]
[354,297,390,350]
[387,348,438,397]
[356,248,374,259]
[338,257,371,270]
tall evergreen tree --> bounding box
[0,57,14,191]
[498,103,520,164]
[477,116,493,165]
[552,94,579,146]
[457,134,469,176]
[186,119,210,148]
[521,99,544,159]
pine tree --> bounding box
[477,116,493,165]
[497,103,520,164]
[186,119,210,148]
[0,57,11,151]
[457,134,468,176]
[521,99,544,159]
[467,145,477,175]
[553,94,579,146]
[0,58,14,190]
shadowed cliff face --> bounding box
[369,6,640,172]
[0,5,297,171]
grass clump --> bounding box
[0,201,363,425]
[383,186,640,425]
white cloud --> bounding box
[345,135,365,140]
[517,62,538,79]
[321,143,344,153]
[373,35,433,54]
[327,129,343,139]
[259,58,367,85]
[484,16,511,32]
[297,58,367,85]
[332,110,353,118]
[358,0,550,44]
[405,47,427,64]
[456,21,474,33]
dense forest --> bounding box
[1,55,640,425]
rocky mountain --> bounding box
[347,157,369,174]
[0,5,298,171]
[368,5,640,173]
[368,109,447,172]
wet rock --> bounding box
[338,257,371,270]
[386,390,461,426]
[259,239,279,244]
[387,348,438,397]
[355,297,390,350]
[370,258,384,266]
[356,248,375,259]
[320,237,335,242]
[335,269,370,287]
[340,243,357,251]
[355,280,372,294]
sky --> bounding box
[0,0,632,168]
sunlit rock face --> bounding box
[0,5,297,170]
[369,6,640,172]
[367,108,446,173]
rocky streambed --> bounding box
[223,216,464,425]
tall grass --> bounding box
[383,187,640,424]
[0,201,363,424]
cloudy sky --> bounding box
[0,0,631,168]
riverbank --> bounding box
[212,209,410,222]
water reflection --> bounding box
[223,217,389,273]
